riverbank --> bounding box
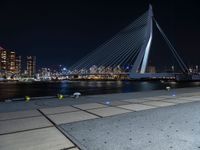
[1,80,200,101]
[1,86,200,112]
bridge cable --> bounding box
[154,18,189,73]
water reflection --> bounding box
[0,80,200,100]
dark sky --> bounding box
[0,0,199,70]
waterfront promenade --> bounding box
[1,87,200,150]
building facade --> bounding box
[27,56,36,77]
[15,56,21,75]
[0,47,21,75]
[7,51,16,73]
[0,47,7,71]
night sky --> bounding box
[0,0,199,70]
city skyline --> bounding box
[0,46,38,77]
[0,0,200,68]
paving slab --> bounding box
[68,148,79,150]
[162,98,195,104]
[0,116,52,135]
[192,96,200,101]
[0,110,41,121]
[0,127,74,150]
[40,106,78,115]
[99,100,131,106]
[179,92,200,97]
[48,111,98,125]
[87,107,131,117]
[180,96,200,101]
[73,103,107,110]
[122,98,150,103]
[142,101,175,107]
[118,103,156,111]
[143,96,167,100]
[158,95,179,99]
[191,95,200,98]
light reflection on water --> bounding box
[0,80,200,100]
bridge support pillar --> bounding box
[130,5,153,77]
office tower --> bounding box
[7,51,16,73]
[0,47,7,71]
[27,56,36,77]
[15,56,21,75]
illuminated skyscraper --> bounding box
[0,47,7,71]
[0,47,21,76]
[27,56,36,77]
[7,51,16,73]
[15,56,21,75]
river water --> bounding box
[0,80,200,100]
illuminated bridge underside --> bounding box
[70,5,188,79]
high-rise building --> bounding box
[27,56,36,77]
[7,51,16,73]
[15,56,21,75]
[0,47,22,78]
[0,47,7,71]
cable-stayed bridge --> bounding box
[68,5,193,80]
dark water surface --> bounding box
[0,80,200,100]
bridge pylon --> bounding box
[129,4,153,77]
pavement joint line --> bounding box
[122,99,157,104]
[96,100,134,106]
[40,109,80,116]
[82,106,133,118]
[122,98,143,102]
[143,98,168,100]
[116,104,158,111]
[163,97,178,100]
[60,146,77,150]
[127,101,146,104]
[72,103,108,110]
[156,100,176,104]
[129,100,153,104]
[123,100,160,109]
[37,109,81,150]
[59,126,86,150]
[70,105,103,118]
[121,100,137,104]
[127,101,160,108]
[160,100,179,104]
[0,125,53,136]
[162,98,194,102]
[0,114,42,122]
[79,105,108,111]
[162,100,198,106]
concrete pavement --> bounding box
[1,87,200,149]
